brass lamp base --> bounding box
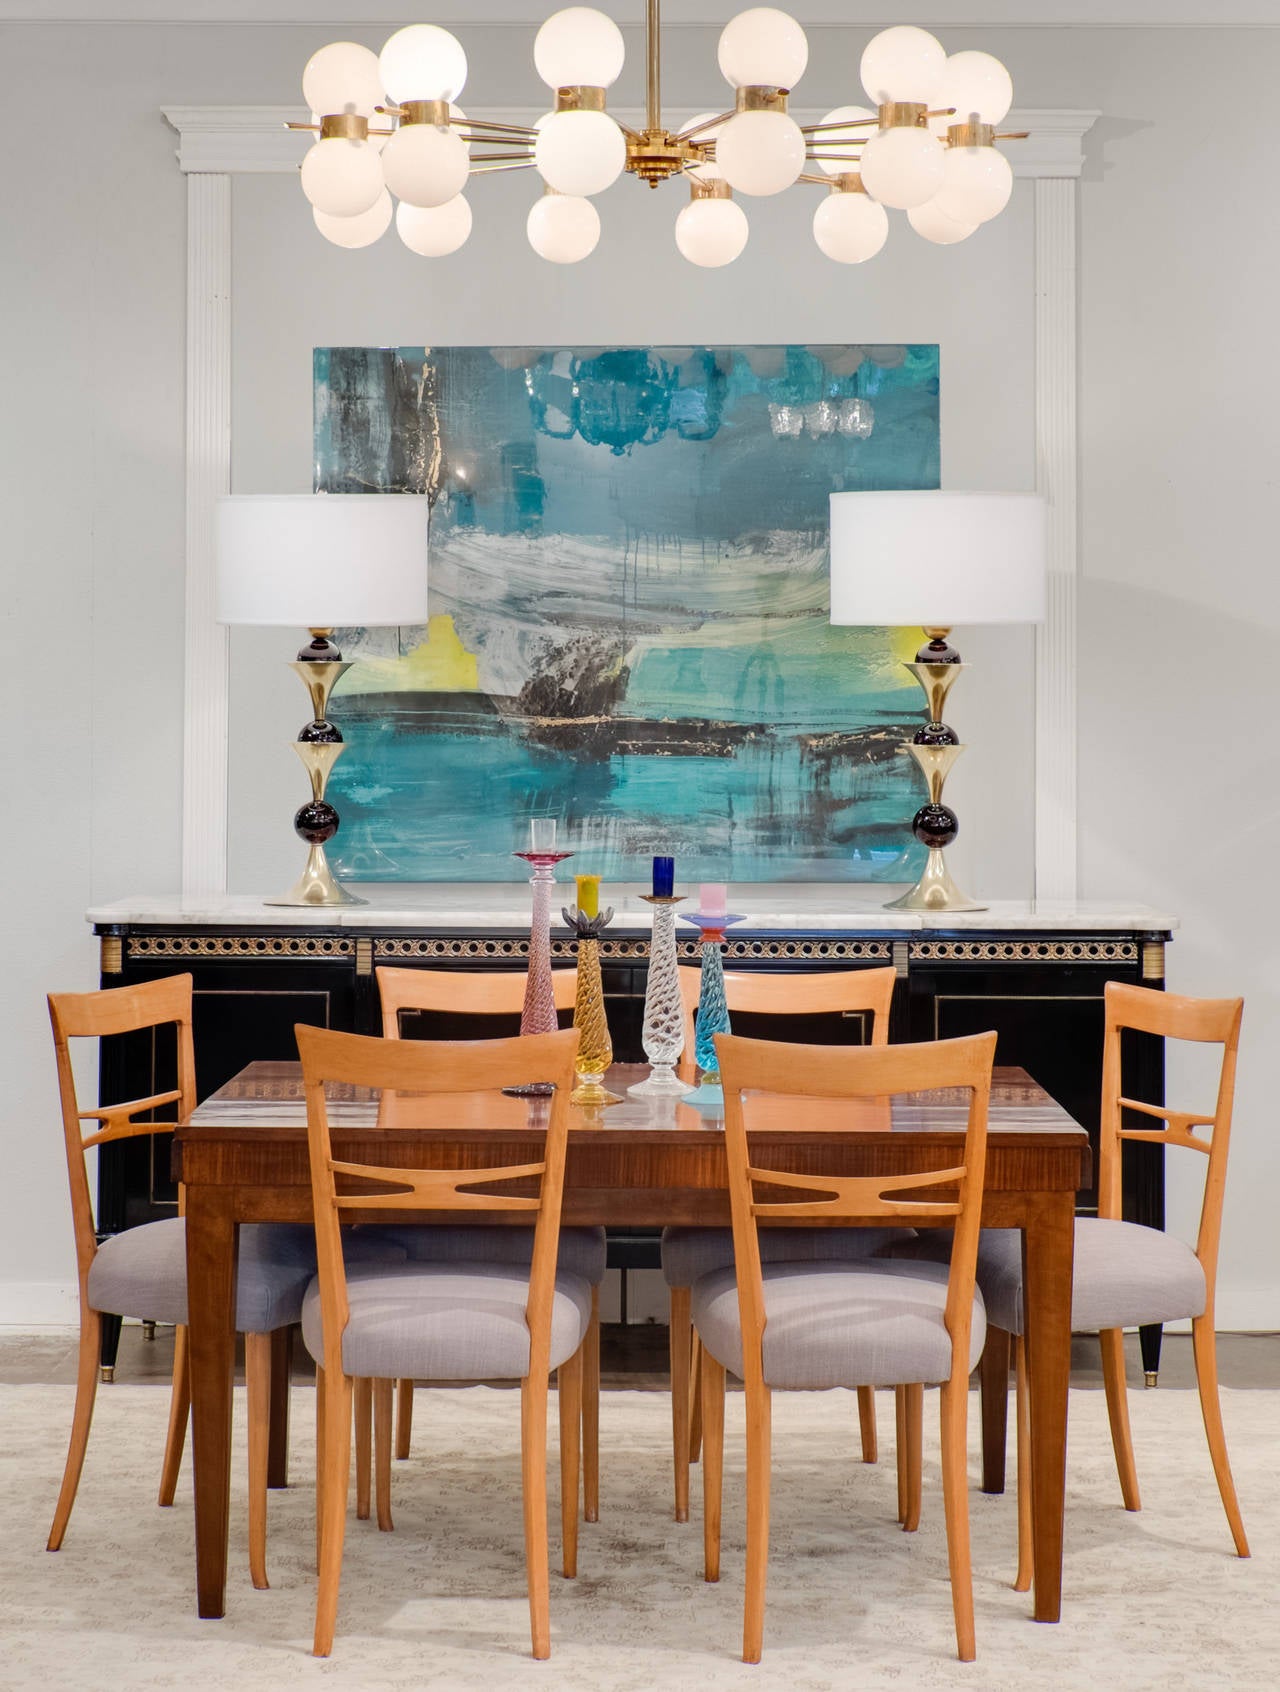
[267,843,366,908]
[885,848,985,914]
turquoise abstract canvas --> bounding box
[313,344,939,883]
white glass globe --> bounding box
[378,24,467,104]
[313,189,393,248]
[933,142,1013,223]
[534,8,626,89]
[682,113,724,181]
[907,197,977,244]
[858,125,944,209]
[816,105,876,177]
[812,191,888,263]
[381,122,470,208]
[303,42,384,119]
[675,197,749,267]
[860,25,946,107]
[527,193,601,263]
[937,50,1013,127]
[396,194,473,256]
[715,110,805,197]
[300,136,384,217]
[534,109,625,197]
[718,8,808,90]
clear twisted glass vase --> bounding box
[629,896,694,1098]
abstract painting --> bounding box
[313,344,939,883]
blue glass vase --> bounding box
[680,911,746,1106]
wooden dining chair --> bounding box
[975,982,1249,1589]
[46,975,321,1590]
[372,965,604,1521]
[663,966,899,1520]
[297,1023,585,1660]
[698,1029,995,1663]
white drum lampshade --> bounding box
[216,493,430,629]
[215,492,430,910]
[828,489,1046,915]
[828,490,1046,629]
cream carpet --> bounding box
[1,1380,1273,1692]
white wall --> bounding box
[2,19,1277,1329]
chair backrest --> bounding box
[47,975,196,1286]
[678,965,896,1078]
[716,1029,996,1393]
[1098,981,1243,1295]
[296,1023,579,1387]
[376,965,578,1038]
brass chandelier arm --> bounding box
[800,117,879,135]
[647,0,662,132]
[468,159,538,175]
[468,150,536,163]
[676,108,737,142]
[452,116,539,137]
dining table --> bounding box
[176,1059,1090,1626]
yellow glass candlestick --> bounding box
[575,874,600,919]
[570,937,621,1106]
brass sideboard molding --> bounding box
[892,940,909,979]
[355,938,373,976]
[910,938,1138,964]
[1142,941,1166,981]
[375,935,894,964]
[127,934,353,961]
[100,936,124,974]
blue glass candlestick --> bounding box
[680,910,746,1107]
[651,855,675,899]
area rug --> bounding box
[0,1381,1273,1692]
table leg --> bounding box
[185,1186,238,1619]
[267,1326,293,1489]
[979,1326,1011,1494]
[1021,1194,1075,1624]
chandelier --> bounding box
[295,4,1024,268]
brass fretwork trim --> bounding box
[127,935,353,961]
[911,939,1139,964]
[375,936,893,964]
[1142,941,1166,982]
[100,936,123,975]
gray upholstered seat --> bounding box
[302,1260,593,1381]
[87,1217,405,1333]
[691,1258,986,1391]
[969,1219,1207,1336]
[371,1223,607,1285]
[661,1224,907,1288]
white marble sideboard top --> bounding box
[88,885,1178,934]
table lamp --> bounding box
[828,490,1046,912]
[216,493,430,907]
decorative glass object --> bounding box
[681,908,747,1107]
[561,899,620,1106]
[629,894,695,1098]
[508,824,572,1098]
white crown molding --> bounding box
[163,104,1097,178]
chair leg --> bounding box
[373,1379,394,1532]
[313,1368,353,1658]
[669,1286,693,1522]
[315,1365,325,1576]
[979,1325,1012,1494]
[856,1385,877,1464]
[395,1377,414,1462]
[1192,1314,1250,1556]
[583,1286,600,1524]
[245,1332,271,1591]
[688,1332,704,1464]
[521,1372,552,1660]
[354,1378,372,1521]
[47,1308,102,1551]
[895,1385,908,1524]
[558,1348,583,1578]
[1099,1327,1141,1513]
[158,1323,191,1506]
[1014,1335,1033,1593]
[742,1379,772,1666]
[902,1382,923,1533]
[939,1375,976,1663]
[700,1346,726,1584]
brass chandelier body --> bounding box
[295,3,1025,266]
